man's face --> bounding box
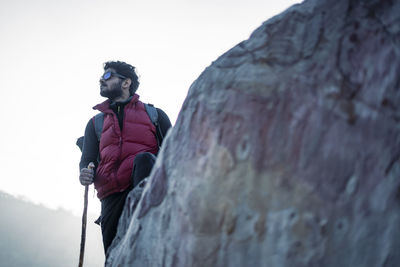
[100,68,124,99]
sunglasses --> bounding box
[101,71,127,81]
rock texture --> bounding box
[107,0,400,266]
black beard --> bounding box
[100,80,123,100]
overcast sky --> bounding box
[0,0,302,215]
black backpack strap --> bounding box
[94,113,104,142]
[144,103,163,148]
[144,103,158,125]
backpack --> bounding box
[76,103,163,151]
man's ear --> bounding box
[122,78,132,89]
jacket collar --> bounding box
[93,94,140,113]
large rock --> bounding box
[106,0,400,266]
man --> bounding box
[79,61,171,256]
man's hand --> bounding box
[79,162,95,185]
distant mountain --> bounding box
[0,191,104,267]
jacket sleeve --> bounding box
[79,118,100,171]
[156,108,172,146]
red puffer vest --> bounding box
[93,94,158,199]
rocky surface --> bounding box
[106,0,400,266]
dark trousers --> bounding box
[100,152,156,254]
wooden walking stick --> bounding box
[78,162,94,267]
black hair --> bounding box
[103,61,140,95]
